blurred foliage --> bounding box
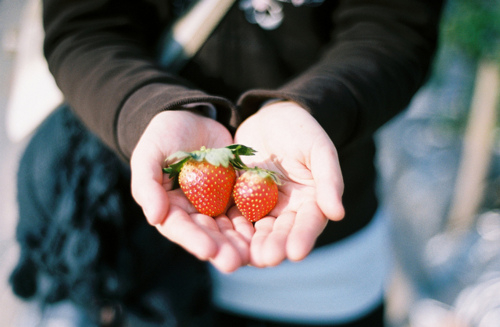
[442,0,500,62]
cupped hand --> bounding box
[130,110,252,272]
[231,101,345,267]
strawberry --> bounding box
[163,145,255,217]
[233,167,280,222]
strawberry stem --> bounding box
[227,144,256,170]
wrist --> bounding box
[258,100,305,115]
[177,102,217,119]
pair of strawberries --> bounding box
[163,145,280,222]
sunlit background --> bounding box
[377,1,500,326]
[1,0,499,326]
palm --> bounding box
[230,102,345,267]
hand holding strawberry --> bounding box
[232,101,345,268]
[130,110,252,273]
[160,143,282,271]
[130,102,345,272]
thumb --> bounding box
[310,141,345,221]
[130,145,170,225]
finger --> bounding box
[310,140,345,221]
[286,201,328,262]
[156,206,218,260]
[165,192,238,266]
[135,179,170,225]
[131,144,169,225]
[227,206,255,242]
[249,217,275,267]
[212,216,250,272]
[261,211,295,266]
[167,188,197,213]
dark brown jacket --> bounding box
[42,0,444,246]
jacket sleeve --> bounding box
[238,0,445,150]
[43,0,236,160]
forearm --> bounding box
[43,0,235,160]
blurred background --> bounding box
[1,0,500,326]
[377,1,500,326]
[0,0,38,325]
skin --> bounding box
[130,102,344,273]
[231,101,345,267]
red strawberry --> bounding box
[233,168,280,222]
[163,145,255,217]
[179,159,235,217]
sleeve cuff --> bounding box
[116,83,236,160]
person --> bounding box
[10,0,444,326]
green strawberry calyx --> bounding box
[243,166,282,186]
[162,144,256,179]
